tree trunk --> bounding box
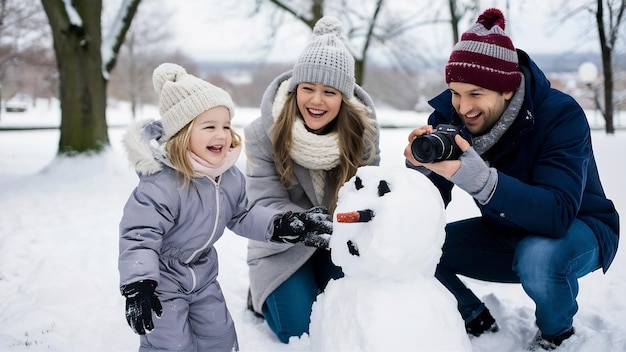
[41,0,109,154]
[448,0,460,44]
[600,44,615,134]
[595,0,615,134]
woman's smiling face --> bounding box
[296,82,343,132]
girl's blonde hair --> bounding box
[166,118,242,186]
[272,92,377,213]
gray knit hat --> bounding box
[152,63,235,140]
[289,17,355,98]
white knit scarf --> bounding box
[291,119,341,204]
[290,118,340,171]
[188,145,242,179]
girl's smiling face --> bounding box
[188,106,232,165]
[296,82,343,132]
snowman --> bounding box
[308,166,472,351]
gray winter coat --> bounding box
[244,71,381,312]
[119,119,282,301]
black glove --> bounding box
[121,280,163,335]
[302,232,331,249]
[272,206,333,245]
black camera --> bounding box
[410,124,462,163]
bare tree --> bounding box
[593,0,625,134]
[558,0,625,134]
[259,0,384,85]
[447,0,480,44]
[41,0,140,155]
[0,0,50,107]
[109,0,171,119]
[250,0,482,106]
[448,0,461,44]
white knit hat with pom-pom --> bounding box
[152,63,235,140]
[289,17,355,98]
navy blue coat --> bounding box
[424,50,619,272]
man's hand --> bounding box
[404,128,470,179]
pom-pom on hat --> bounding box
[445,8,521,92]
[289,16,356,98]
[153,63,235,140]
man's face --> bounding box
[448,82,514,135]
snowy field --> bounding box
[0,99,624,351]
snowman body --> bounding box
[309,166,472,351]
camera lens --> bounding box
[411,134,445,163]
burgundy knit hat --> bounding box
[445,8,521,92]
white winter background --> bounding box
[0,100,624,352]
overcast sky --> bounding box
[157,0,598,63]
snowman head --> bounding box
[330,166,446,281]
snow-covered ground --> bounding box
[0,99,624,351]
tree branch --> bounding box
[103,0,141,75]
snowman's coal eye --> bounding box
[378,180,390,197]
[354,176,364,190]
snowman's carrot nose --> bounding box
[336,209,375,223]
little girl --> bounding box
[118,63,331,352]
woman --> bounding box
[243,17,381,343]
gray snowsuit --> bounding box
[119,120,282,352]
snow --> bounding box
[330,167,448,280]
[0,99,625,351]
[309,166,471,351]
[62,0,82,27]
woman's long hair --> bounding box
[272,92,377,213]
[166,118,242,186]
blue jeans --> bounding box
[436,217,601,338]
[262,249,343,343]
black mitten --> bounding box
[272,206,333,244]
[121,280,163,335]
[303,232,331,249]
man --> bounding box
[404,8,619,351]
